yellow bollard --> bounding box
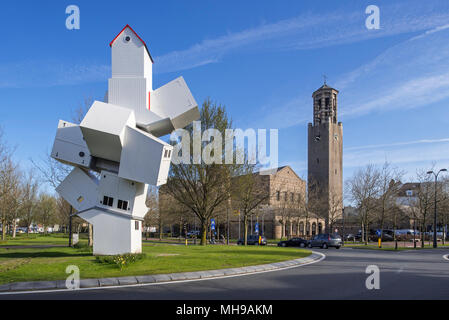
[378,238,381,248]
[185,238,188,246]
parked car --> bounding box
[278,238,308,248]
[308,234,342,249]
[237,235,267,246]
[187,230,200,238]
[345,234,356,241]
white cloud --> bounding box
[154,1,449,74]
[0,60,110,88]
[344,138,449,169]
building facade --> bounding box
[308,83,343,232]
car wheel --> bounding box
[281,243,286,247]
[308,243,312,248]
[322,243,328,249]
[300,243,305,248]
[336,246,341,249]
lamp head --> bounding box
[427,171,434,175]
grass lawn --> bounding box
[0,242,311,285]
[0,233,88,247]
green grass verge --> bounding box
[0,233,88,247]
[0,243,311,285]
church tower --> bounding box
[307,82,343,232]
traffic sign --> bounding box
[211,219,216,231]
[255,222,259,234]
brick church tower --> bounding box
[307,82,343,232]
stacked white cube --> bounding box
[51,25,199,255]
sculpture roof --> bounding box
[109,24,154,63]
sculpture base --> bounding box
[79,208,142,256]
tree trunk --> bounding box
[1,218,6,241]
[364,221,369,246]
[159,215,163,241]
[244,215,248,246]
[12,219,17,238]
[421,222,425,248]
[200,219,207,246]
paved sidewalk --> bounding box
[0,252,324,293]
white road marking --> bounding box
[443,254,449,261]
[0,251,326,296]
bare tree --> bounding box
[414,169,435,248]
[0,156,21,240]
[346,164,381,245]
[19,169,39,234]
[165,99,236,245]
[36,193,57,234]
[232,164,270,245]
[376,162,404,247]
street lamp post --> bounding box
[342,207,345,247]
[427,169,447,248]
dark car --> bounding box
[345,234,356,241]
[278,238,308,248]
[308,234,342,249]
[237,235,267,246]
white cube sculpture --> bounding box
[51,25,200,255]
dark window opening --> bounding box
[317,158,320,164]
[135,221,140,230]
[103,196,114,207]
[276,191,280,201]
[117,200,129,211]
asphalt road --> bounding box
[2,248,448,300]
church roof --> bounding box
[313,83,339,94]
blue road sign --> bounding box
[211,219,216,230]
[255,222,259,234]
[376,229,381,236]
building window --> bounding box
[276,191,280,201]
[317,158,319,164]
[284,192,288,201]
[291,193,294,202]
[135,221,140,231]
[117,200,129,211]
[103,196,113,207]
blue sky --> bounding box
[1,0,449,186]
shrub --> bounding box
[95,253,146,270]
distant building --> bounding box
[160,166,325,239]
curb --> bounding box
[0,252,324,294]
